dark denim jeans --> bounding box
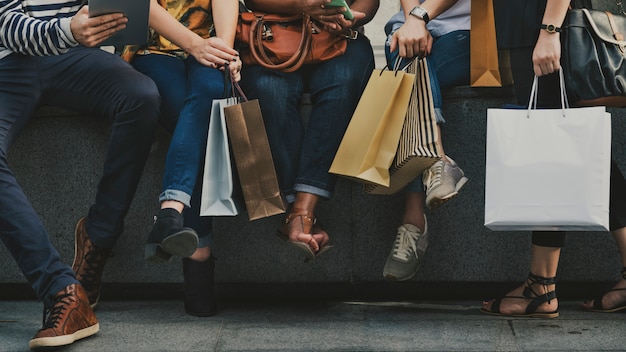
[0,48,159,306]
[385,30,470,193]
[132,54,224,246]
[240,35,375,202]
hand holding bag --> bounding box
[562,7,626,107]
[484,71,611,231]
[329,63,416,187]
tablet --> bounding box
[88,0,150,47]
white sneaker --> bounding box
[423,157,468,209]
[382,217,428,281]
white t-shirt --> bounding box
[384,0,470,38]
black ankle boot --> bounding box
[183,257,217,317]
[145,208,199,262]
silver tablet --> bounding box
[88,0,150,47]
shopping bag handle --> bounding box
[527,69,569,117]
[380,56,417,76]
[226,69,249,102]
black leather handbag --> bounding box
[562,8,626,107]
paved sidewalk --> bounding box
[2,299,626,351]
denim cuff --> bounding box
[294,183,332,200]
[159,189,192,208]
[197,232,213,248]
[403,175,425,194]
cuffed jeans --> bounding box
[385,30,470,193]
[132,54,224,247]
[240,35,375,203]
[0,48,159,307]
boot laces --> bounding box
[425,161,444,189]
[392,229,419,261]
[41,292,72,328]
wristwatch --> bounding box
[409,6,430,24]
[540,24,562,33]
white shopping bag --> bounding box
[484,73,611,231]
[200,97,239,216]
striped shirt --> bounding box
[0,0,81,59]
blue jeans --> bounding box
[385,30,470,193]
[240,35,375,203]
[132,54,225,247]
[0,48,159,307]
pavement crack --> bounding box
[213,321,224,351]
[507,320,516,336]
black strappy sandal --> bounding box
[481,272,559,318]
[584,267,626,313]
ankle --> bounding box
[524,272,557,299]
[189,247,211,262]
[161,200,184,213]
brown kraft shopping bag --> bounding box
[470,0,505,87]
[329,67,415,187]
[223,99,286,220]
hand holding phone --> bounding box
[325,0,354,20]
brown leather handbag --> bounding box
[236,11,351,72]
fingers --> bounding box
[533,58,561,76]
[71,6,128,47]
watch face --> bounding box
[411,7,426,18]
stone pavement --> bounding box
[2,298,626,352]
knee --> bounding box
[119,75,160,126]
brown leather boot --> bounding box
[29,284,99,351]
[72,217,112,308]
[183,257,217,317]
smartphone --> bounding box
[326,0,354,20]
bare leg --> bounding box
[284,192,328,252]
[189,246,211,262]
[161,200,184,213]
[403,192,426,231]
[581,227,626,310]
[482,244,560,315]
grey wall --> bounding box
[3,87,625,291]
[2,0,625,297]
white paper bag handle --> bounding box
[527,69,570,117]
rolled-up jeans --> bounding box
[385,30,470,193]
[240,35,375,203]
[132,53,225,248]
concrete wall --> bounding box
[2,0,625,298]
[3,87,626,292]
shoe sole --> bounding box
[144,244,174,263]
[383,261,421,281]
[382,270,416,281]
[584,304,626,313]
[160,229,198,258]
[29,323,99,350]
[427,176,469,209]
[144,229,199,262]
[480,308,559,319]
